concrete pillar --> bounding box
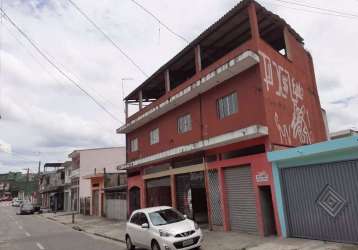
[124,101,128,120]
[165,69,171,93]
[170,175,177,209]
[248,3,260,43]
[138,89,143,110]
[195,45,202,73]
[218,167,230,231]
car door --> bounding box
[136,213,152,248]
[128,213,141,245]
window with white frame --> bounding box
[130,138,138,152]
[178,114,192,134]
[217,92,238,119]
[150,128,159,145]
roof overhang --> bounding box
[117,50,260,134]
[268,136,358,163]
[124,0,303,102]
[119,125,268,170]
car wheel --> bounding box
[151,240,161,250]
[126,236,135,250]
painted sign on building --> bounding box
[259,51,313,146]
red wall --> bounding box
[257,30,327,147]
[127,65,267,162]
[126,28,327,162]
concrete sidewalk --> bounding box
[40,212,358,250]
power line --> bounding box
[4,21,123,121]
[0,7,122,123]
[3,21,67,88]
[128,0,189,44]
[67,0,148,77]
[270,0,358,20]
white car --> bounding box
[126,206,203,250]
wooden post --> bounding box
[195,45,202,73]
[165,69,171,93]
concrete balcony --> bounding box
[117,50,260,134]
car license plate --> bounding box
[182,238,194,247]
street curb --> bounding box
[93,233,125,243]
[40,215,125,244]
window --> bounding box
[217,92,238,119]
[138,213,149,225]
[130,138,138,152]
[178,114,192,134]
[130,212,141,225]
[150,128,159,145]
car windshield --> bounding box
[22,203,33,209]
[149,208,185,226]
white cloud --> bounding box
[0,0,357,172]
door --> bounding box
[146,177,171,207]
[92,190,99,216]
[281,160,358,243]
[207,170,223,226]
[224,166,258,233]
[136,213,151,247]
[259,186,276,236]
[129,187,140,214]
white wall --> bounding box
[78,147,126,198]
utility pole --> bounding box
[37,161,41,205]
[23,168,30,201]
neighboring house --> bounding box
[103,170,127,220]
[39,163,65,211]
[268,136,358,244]
[69,147,126,216]
[62,161,72,212]
[329,129,358,140]
[70,160,80,212]
[117,0,327,237]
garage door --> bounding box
[281,160,358,243]
[224,166,258,233]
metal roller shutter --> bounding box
[224,166,258,233]
[281,160,358,243]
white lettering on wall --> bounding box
[259,51,312,145]
[259,51,274,91]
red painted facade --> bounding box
[120,0,326,237]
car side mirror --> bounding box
[183,214,188,219]
[141,223,149,229]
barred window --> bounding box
[130,138,138,152]
[217,92,238,119]
[150,128,159,145]
[178,114,192,134]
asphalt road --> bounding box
[0,203,127,250]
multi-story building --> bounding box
[39,163,65,211]
[117,0,327,236]
[62,161,72,212]
[69,147,126,216]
